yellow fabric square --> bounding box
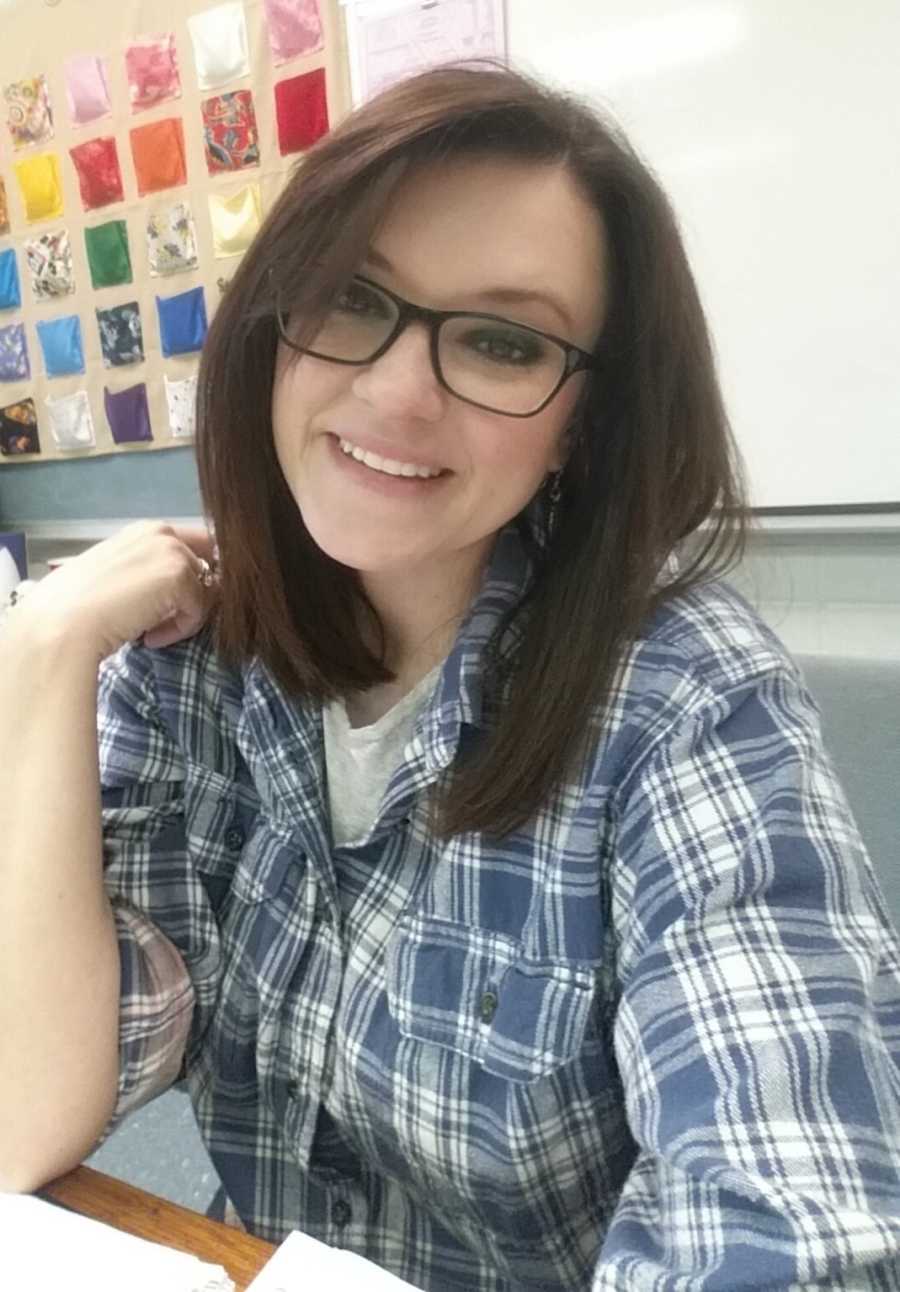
[208,182,261,258]
[13,152,64,223]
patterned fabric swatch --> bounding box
[0,398,40,456]
[14,153,64,223]
[46,389,96,450]
[0,323,29,381]
[164,371,198,438]
[96,301,144,368]
[25,228,75,302]
[208,182,261,258]
[202,90,259,174]
[130,117,187,197]
[263,0,323,63]
[5,75,54,149]
[36,315,85,377]
[146,201,198,276]
[188,3,250,91]
[64,54,111,126]
[105,381,152,444]
[69,137,124,210]
[0,178,9,236]
[157,286,208,356]
[84,219,132,288]
[0,249,21,310]
[125,33,182,112]
[275,68,328,155]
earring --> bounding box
[546,468,564,535]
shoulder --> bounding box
[587,578,816,785]
[98,626,247,769]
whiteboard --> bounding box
[507,0,900,509]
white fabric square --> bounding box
[45,389,96,450]
[188,3,250,91]
[165,372,198,438]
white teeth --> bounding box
[338,437,442,479]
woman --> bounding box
[2,64,899,1290]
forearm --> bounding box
[0,613,119,1191]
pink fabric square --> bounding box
[263,0,324,64]
[64,54,111,126]
[125,33,182,112]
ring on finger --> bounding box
[196,557,217,588]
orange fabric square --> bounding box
[129,116,187,197]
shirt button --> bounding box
[479,990,498,1024]
[224,825,245,852]
[332,1200,352,1228]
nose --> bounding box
[351,321,445,424]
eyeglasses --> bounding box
[275,274,600,418]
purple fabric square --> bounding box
[104,381,153,444]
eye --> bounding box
[462,326,546,366]
[334,281,392,319]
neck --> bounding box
[361,538,493,687]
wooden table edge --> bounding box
[38,1164,276,1292]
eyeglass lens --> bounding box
[283,278,568,416]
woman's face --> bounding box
[271,156,607,580]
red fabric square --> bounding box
[130,117,187,196]
[274,68,328,156]
[69,136,125,210]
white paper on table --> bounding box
[247,1228,423,1291]
[344,0,507,105]
[0,1193,234,1292]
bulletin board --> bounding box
[0,0,351,465]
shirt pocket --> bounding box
[385,911,595,1084]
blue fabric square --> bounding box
[156,286,208,357]
[0,249,21,311]
[36,314,86,377]
[0,323,30,381]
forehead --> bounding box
[369,156,608,340]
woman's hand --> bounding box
[6,522,220,663]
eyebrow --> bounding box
[363,248,575,333]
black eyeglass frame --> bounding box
[275,274,601,418]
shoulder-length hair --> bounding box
[196,62,748,839]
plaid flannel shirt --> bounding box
[97,521,900,1290]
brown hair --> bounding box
[196,62,749,838]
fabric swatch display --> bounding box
[125,33,182,112]
[189,3,251,91]
[96,301,143,367]
[36,314,85,377]
[4,75,54,149]
[45,388,96,449]
[263,0,324,63]
[69,137,124,210]
[0,397,40,455]
[275,68,329,155]
[156,285,207,356]
[0,249,21,310]
[146,201,199,276]
[0,323,29,382]
[64,54,111,126]
[104,381,152,443]
[208,182,261,257]
[164,371,198,438]
[202,90,259,173]
[130,117,187,196]
[84,219,132,288]
[0,179,8,235]
[13,153,64,223]
[25,229,76,301]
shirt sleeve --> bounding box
[95,641,218,1138]
[595,662,900,1289]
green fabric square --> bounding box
[84,220,133,289]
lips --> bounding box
[331,432,450,478]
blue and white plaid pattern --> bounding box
[98,523,900,1290]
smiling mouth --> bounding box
[336,436,447,480]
